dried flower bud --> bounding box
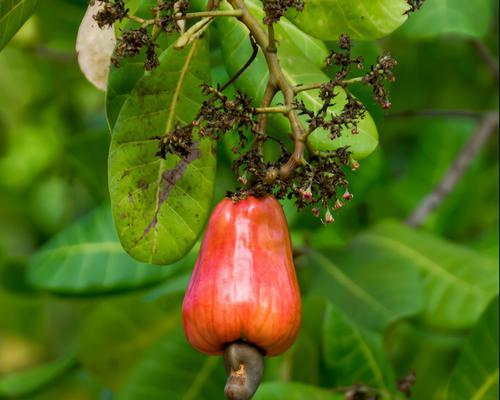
[351,159,360,171]
[342,190,353,201]
[333,199,344,210]
[323,209,334,224]
[299,187,313,201]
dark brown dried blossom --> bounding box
[111,28,151,68]
[262,0,304,24]
[154,0,189,33]
[397,370,417,398]
[406,0,426,14]
[362,54,397,108]
[92,0,128,28]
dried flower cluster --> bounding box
[91,0,128,28]
[93,0,185,70]
[154,0,189,33]
[93,0,401,222]
[262,0,304,24]
[406,0,426,14]
[154,34,397,222]
[362,54,397,109]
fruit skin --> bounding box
[182,196,302,356]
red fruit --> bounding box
[182,196,302,357]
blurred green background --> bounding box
[0,0,498,399]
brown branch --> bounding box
[471,38,499,83]
[406,112,499,227]
[220,35,258,92]
[227,0,307,179]
[294,77,364,94]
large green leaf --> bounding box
[108,37,216,265]
[254,382,343,400]
[28,205,184,294]
[106,0,169,129]
[448,296,499,400]
[0,0,38,51]
[323,302,395,393]
[299,246,423,331]
[116,327,226,400]
[191,0,328,68]
[359,221,499,330]
[215,1,379,160]
[263,296,328,385]
[0,351,76,397]
[286,0,410,41]
[386,321,466,400]
[79,293,182,389]
[27,205,183,295]
[398,0,496,39]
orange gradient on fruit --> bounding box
[182,196,302,356]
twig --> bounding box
[294,77,364,94]
[179,9,244,19]
[471,38,499,83]
[406,112,499,227]
[227,0,307,179]
[254,106,290,114]
[220,35,258,92]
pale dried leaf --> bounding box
[76,3,116,91]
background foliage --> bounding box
[0,0,498,399]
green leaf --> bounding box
[108,38,216,265]
[299,247,423,331]
[398,0,496,39]
[216,3,379,160]
[254,382,343,400]
[0,351,76,397]
[386,321,466,400]
[448,296,499,400]
[79,293,182,389]
[27,205,183,295]
[263,296,328,385]
[106,0,169,129]
[0,0,38,51]
[323,302,395,392]
[286,0,410,41]
[360,221,499,330]
[192,0,329,67]
[116,327,227,400]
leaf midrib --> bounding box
[149,41,200,260]
[312,252,394,320]
[359,233,491,295]
[472,368,499,400]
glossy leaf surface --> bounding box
[300,246,423,331]
[448,296,499,399]
[0,0,38,50]
[286,0,409,41]
[106,0,163,129]
[254,382,343,400]
[359,221,499,330]
[108,38,216,265]
[27,206,178,295]
[117,327,227,400]
[0,352,76,397]
[215,1,379,160]
[323,302,395,391]
[79,294,182,388]
[399,0,496,39]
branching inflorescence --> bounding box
[94,0,397,223]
